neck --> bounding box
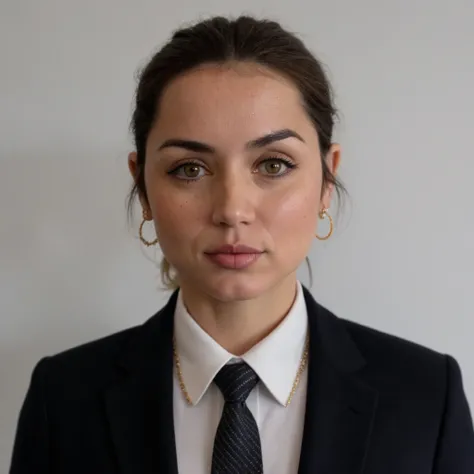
[179,275,298,355]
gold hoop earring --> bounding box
[315,208,333,241]
[139,210,159,247]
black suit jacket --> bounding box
[10,287,474,473]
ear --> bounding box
[320,143,341,210]
[128,151,151,216]
[128,151,138,179]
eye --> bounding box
[168,161,206,181]
[257,157,296,177]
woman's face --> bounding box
[129,62,340,302]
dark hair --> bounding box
[127,15,346,288]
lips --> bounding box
[204,244,264,269]
[206,244,263,255]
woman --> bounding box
[10,15,474,474]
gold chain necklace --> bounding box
[173,333,310,408]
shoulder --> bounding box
[44,324,140,368]
[304,285,448,380]
[334,312,452,396]
[329,309,474,457]
[32,312,160,395]
[303,285,447,378]
[29,291,178,398]
[305,285,452,394]
[340,316,446,369]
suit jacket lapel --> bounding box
[298,287,379,474]
[105,291,179,474]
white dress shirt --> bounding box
[173,281,308,474]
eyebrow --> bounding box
[157,128,305,153]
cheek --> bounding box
[267,181,320,241]
[151,194,189,233]
[144,166,187,236]
[147,183,205,248]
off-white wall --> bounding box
[1,0,473,468]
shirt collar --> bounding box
[174,281,308,406]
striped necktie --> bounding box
[211,362,263,474]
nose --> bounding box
[211,174,256,228]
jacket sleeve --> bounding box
[433,355,474,473]
[9,357,51,474]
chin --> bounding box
[202,273,274,303]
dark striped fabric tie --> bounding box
[211,362,263,474]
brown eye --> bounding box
[264,161,283,174]
[257,158,295,177]
[168,162,206,181]
[182,164,201,178]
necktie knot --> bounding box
[214,362,259,403]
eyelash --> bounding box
[167,157,297,183]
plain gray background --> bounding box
[1,0,473,469]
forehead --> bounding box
[152,63,315,145]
